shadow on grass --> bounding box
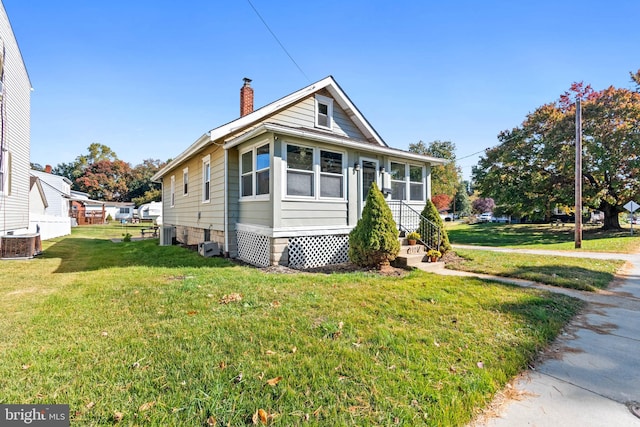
[43,237,235,273]
[448,223,633,247]
[504,265,613,291]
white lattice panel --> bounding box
[288,234,349,269]
[237,230,271,267]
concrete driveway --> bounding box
[443,246,640,426]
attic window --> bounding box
[315,95,333,130]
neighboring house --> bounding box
[104,201,135,223]
[70,190,105,225]
[0,2,31,238]
[28,166,72,239]
[152,76,445,268]
[137,201,162,224]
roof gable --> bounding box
[153,76,389,179]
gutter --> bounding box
[224,123,448,165]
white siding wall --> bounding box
[162,145,226,232]
[0,4,30,234]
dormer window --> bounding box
[315,94,333,130]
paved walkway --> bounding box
[438,245,640,426]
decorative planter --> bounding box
[408,239,417,246]
[430,256,439,263]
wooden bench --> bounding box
[141,227,159,238]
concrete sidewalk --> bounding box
[440,246,640,426]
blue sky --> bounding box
[5,0,640,179]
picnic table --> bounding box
[141,226,159,238]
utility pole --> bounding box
[575,98,582,249]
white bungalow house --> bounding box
[0,2,31,238]
[28,167,72,239]
[104,201,135,223]
[152,76,445,268]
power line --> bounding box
[246,0,311,83]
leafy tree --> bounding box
[474,76,640,229]
[632,69,640,90]
[471,197,495,214]
[75,159,132,201]
[431,194,452,211]
[52,162,83,187]
[452,181,471,216]
[348,182,400,269]
[128,159,164,202]
[30,163,45,171]
[420,199,451,253]
[409,140,460,197]
[132,188,162,206]
[52,144,120,192]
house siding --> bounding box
[0,4,30,235]
[163,144,225,233]
[279,200,347,228]
[270,94,367,141]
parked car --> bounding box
[478,212,493,222]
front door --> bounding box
[360,159,378,206]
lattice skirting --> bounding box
[288,234,349,269]
[237,230,271,267]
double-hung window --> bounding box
[315,95,333,130]
[241,143,270,198]
[170,175,175,207]
[286,144,314,197]
[409,165,424,201]
[389,162,424,201]
[320,150,343,198]
[285,143,344,199]
[0,150,10,195]
[202,155,211,202]
[183,167,189,196]
[390,162,406,200]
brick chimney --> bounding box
[240,77,254,117]
[45,164,52,173]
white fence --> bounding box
[29,215,71,240]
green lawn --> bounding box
[448,249,623,291]
[0,226,583,426]
[446,222,640,253]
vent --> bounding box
[198,241,220,258]
[159,226,175,246]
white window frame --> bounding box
[202,154,211,203]
[389,161,407,201]
[0,150,10,196]
[283,142,346,201]
[315,94,333,130]
[239,142,271,200]
[409,164,425,201]
[387,160,425,202]
[170,175,175,207]
[183,167,189,196]
[319,148,345,199]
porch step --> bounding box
[393,244,444,271]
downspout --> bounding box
[223,148,229,256]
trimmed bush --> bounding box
[348,182,400,268]
[420,199,451,253]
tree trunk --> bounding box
[599,201,622,230]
